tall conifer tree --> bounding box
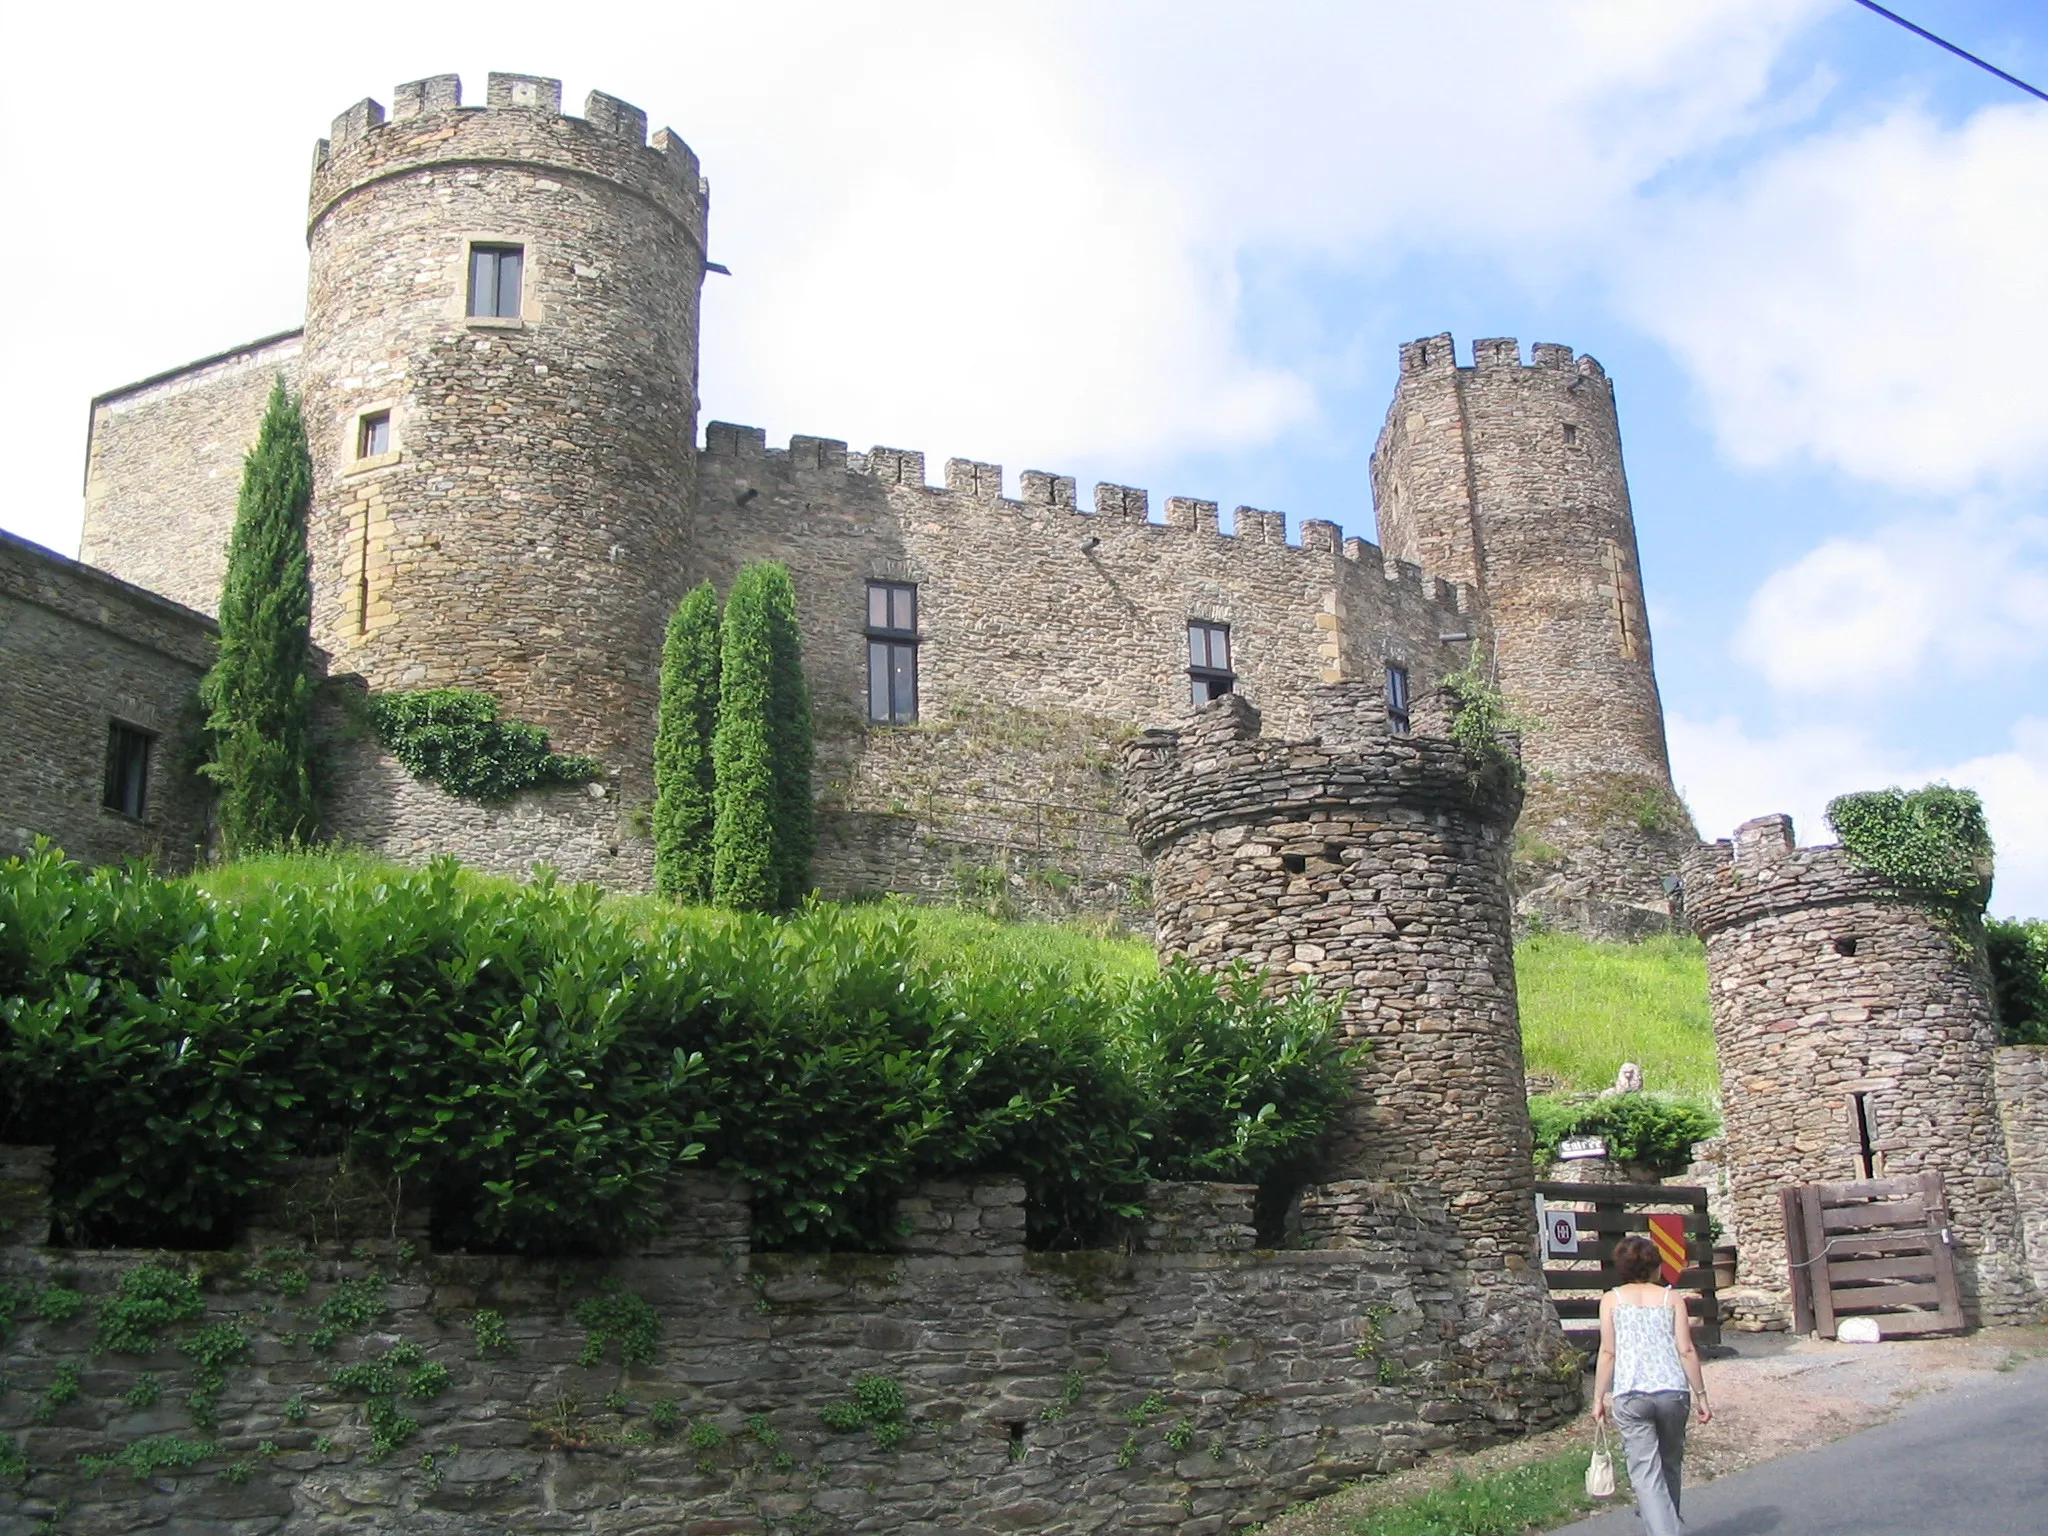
[711,562,814,911]
[653,580,722,899]
[200,378,317,856]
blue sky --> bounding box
[5,1,2047,911]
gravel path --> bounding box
[1253,1325,2048,1536]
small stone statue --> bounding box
[1600,1061,1643,1098]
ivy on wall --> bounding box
[369,690,601,802]
[1988,918,2048,1046]
[1825,784,1993,913]
[1439,665,1530,780]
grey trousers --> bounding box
[1613,1390,1690,1536]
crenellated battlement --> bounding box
[309,73,706,243]
[700,422,1472,617]
[1395,331,1608,383]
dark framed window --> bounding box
[1188,621,1233,706]
[358,410,391,458]
[1385,665,1411,734]
[102,722,153,820]
[467,244,524,318]
[866,582,918,725]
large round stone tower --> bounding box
[1371,335,1693,936]
[1683,814,2037,1326]
[1120,684,1533,1263]
[302,73,708,806]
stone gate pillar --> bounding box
[1119,686,1533,1266]
[1683,814,2037,1326]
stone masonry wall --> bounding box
[1372,335,1694,935]
[79,331,304,619]
[300,74,707,814]
[1995,1045,2048,1302]
[0,532,214,872]
[1682,815,2037,1326]
[0,1150,1577,1536]
[695,425,1471,914]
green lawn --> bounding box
[189,854,1714,1095]
[1350,1449,1618,1535]
[1515,931,1716,1098]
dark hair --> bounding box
[1613,1234,1662,1285]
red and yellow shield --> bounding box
[1647,1213,1688,1285]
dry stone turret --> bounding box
[1121,684,1566,1369]
[1682,814,2038,1326]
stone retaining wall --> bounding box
[1995,1045,2048,1303]
[0,1149,1578,1536]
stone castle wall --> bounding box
[693,425,1471,913]
[0,531,214,872]
[1681,814,2037,1326]
[78,331,305,619]
[1994,1045,2048,1300]
[0,1150,1577,1536]
[1372,335,1694,935]
[300,74,708,816]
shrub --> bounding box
[370,689,601,801]
[0,847,1350,1254]
[200,377,318,855]
[1989,918,2048,1046]
[654,582,722,900]
[712,563,813,911]
[1827,784,1993,913]
[1528,1092,1719,1175]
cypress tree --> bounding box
[199,377,317,856]
[653,580,722,900]
[762,564,815,908]
[711,562,814,912]
[711,565,777,910]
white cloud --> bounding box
[1733,506,2048,694]
[1670,711,2048,919]
[1622,100,2048,491]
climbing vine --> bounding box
[1826,784,1992,913]
[369,688,601,801]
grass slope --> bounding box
[192,854,1713,1095]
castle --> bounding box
[9,70,1691,935]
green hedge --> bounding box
[0,847,1351,1254]
[1528,1092,1719,1175]
[1990,918,2048,1046]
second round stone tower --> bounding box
[1120,684,1534,1266]
[1683,814,2037,1326]
[302,73,709,802]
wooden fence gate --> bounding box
[1782,1171,1964,1339]
[1537,1180,1720,1352]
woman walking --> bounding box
[1592,1233,1712,1536]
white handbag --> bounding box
[1585,1422,1617,1498]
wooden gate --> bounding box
[1782,1171,1964,1339]
[1537,1180,1720,1352]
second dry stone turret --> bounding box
[1683,814,2038,1326]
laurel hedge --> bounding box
[0,847,1351,1254]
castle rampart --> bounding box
[1682,814,2038,1326]
[1374,334,1692,937]
[0,1150,1576,1534]
[693,423,1472,913]
[78,329,305,618]
[300,74,708,832]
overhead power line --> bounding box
[1850,0,2048,104]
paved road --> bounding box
[1554,1355,2048,1536]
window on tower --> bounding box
[1385,665,1411,734]
[1188,621,1234,706]
[358,411,391,458]
[467,244,524,318]
[866,581,918,725]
